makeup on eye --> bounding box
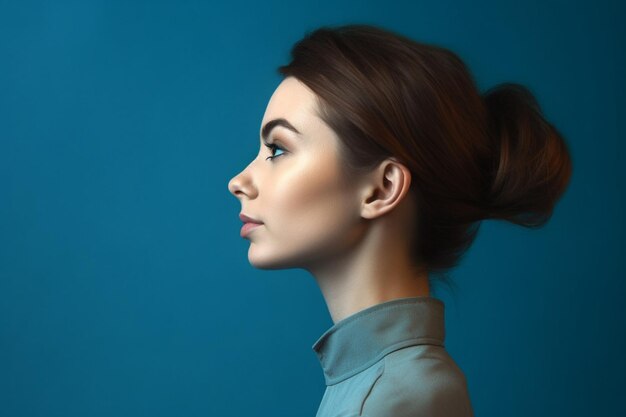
[264,141,286,160]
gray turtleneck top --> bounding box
[311,296,474,417]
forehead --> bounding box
[261,77,320,133]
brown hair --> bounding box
[277,24,573,287]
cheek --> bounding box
[268,159,355,240]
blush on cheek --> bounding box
[266,150,353,245]
[282,181,355,248]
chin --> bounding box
[247,246,305,270]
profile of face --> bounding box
[228,76,368,271]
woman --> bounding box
[228,24,572,417]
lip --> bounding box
[239,213,263,224]
[239,213,263,238]
[240,222,263,237]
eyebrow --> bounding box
[261,118,302,141]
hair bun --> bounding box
[482,82,573,227]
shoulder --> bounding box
[360,345,473,417]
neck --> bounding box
[306,227,430,324]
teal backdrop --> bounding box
[1,1,624,416]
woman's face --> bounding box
[228,76,367,270]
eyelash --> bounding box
[264,142,286,161]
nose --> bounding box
[228,162,257,199]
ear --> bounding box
[360,157,413,220]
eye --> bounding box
[264,142,286,161]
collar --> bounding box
[312,296,445,385]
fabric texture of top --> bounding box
[312,296,474,417]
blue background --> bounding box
[1,1,624,416]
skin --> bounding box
[228,76,430,324]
